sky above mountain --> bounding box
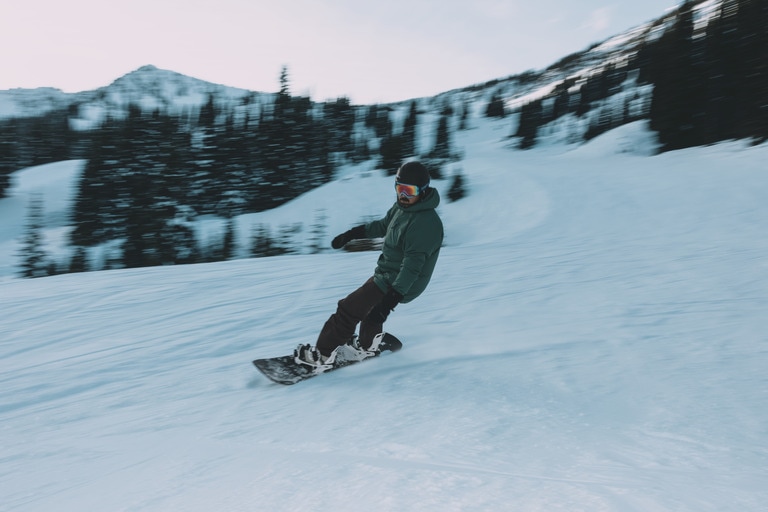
[2,0,676,103]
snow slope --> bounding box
[1,121,767,511]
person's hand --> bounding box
[331,225,366,249]
[365,288,403,324]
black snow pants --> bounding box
[315,277,386,356]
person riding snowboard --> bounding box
[295,161,444,368]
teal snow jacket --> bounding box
[365,188,443,303]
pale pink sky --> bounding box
[0,0,676,103]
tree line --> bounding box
[11,68,469,276]
[509,0,767,150]
[643,0,767,151]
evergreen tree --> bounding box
[217,114,251,217]
[18,195,48,278]
[198,233,225,263]
[379,133,404,175]
[253,66,335,209]
[119,109,192,269]
[189,94,220,212]
[275,65,291,117]
[122,173,168,268]
[322,97,356,158]
[0,170,11,200]
[156,112,193,212]
[698,0,740,144]
[251,224,276,257]
[350,134,371,163]
[366,105,392,139]
[575,80,595,117]
[70,121,112,246]
[402,101,419,157]
[485,91,506,118]
[738,0,768,141]
[373,105,401,174]
[68,246,88,273]
[701,0,768,143]
[552,83,572,120]
[275,223,301,255]
[447,169,467,202]
[647,1,701,150]
[516,100,543,149]
[458,99,471,130]
[222,219,236,260]
[308,209,327,254]
[429,114,452,160]
[0,119,19,196]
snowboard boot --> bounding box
[350,332,387,357]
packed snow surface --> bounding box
[2,121,767,511]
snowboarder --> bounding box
[295,161,444,368]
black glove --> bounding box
[365,288,403,324]
[331,225,366,249]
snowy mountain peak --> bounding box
[1,64,269,126]
[107,64,248,98]
[62,65,270,129]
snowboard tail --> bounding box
[253,333,402,385]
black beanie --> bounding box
[396,161,430,189]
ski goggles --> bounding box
[395,181,423,198]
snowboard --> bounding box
[253,333,403,385]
